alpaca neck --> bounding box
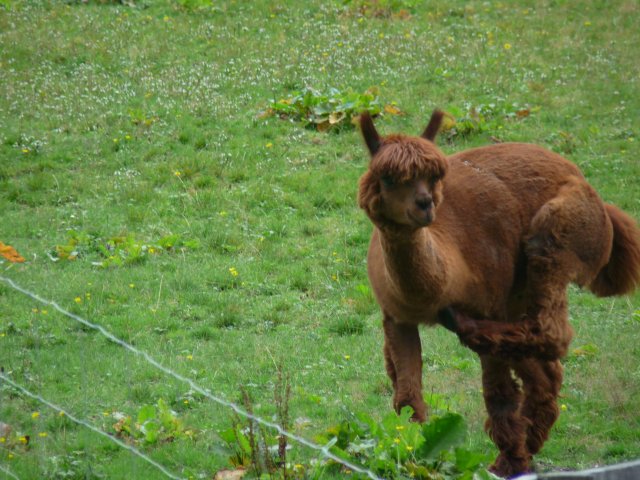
[377,226,447,300]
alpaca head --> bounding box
[358,110,448,230]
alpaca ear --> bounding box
[421,109,445,142]
[359,112,381,156]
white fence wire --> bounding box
[0,463,20,480]
[0,373,183,480]
[0,275,382,480]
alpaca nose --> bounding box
[415,195,433,211]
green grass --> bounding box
[1,0,639,478]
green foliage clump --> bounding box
[316,406,496,479]
[220,374,292,479]
[442,102,536,141]
[110,399,192,445]
[342,0,421,18]
[262,87,399,132]
[51,230,199,267]
[220,394,496,479]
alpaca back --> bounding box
[432,143,601,317]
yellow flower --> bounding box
[561,404,568,411]
[174,170,182,177]
[406,445,414,451]
[19,436,28,444]
[32,411,40,419]
[584,21,592,26]
[395,425,405,431]
[186,354,193,361]
[344,355,350,360]
[38,432,48,438]
[74,297,82,304]
[265,142,273,148]
[393,437,401,444]
[59,411,65,417]
[229,267,239,277]
[129,283,135,288]
[504,43,512,50]
[7,453,13,459]
[0,437,5,443]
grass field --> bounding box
[1,0,639,478]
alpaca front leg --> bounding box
[382,315,427,422]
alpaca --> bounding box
[357,110,640,478]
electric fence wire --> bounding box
[0,374,183,480]
[0,275,382,480]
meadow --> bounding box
[0,0,639,478]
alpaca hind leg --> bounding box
[382,315,426,421]
[513,358,563,456]
[481,356,530,478]
[437,184,600,359]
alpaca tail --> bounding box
[589,203,640,297]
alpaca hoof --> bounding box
[394,398,427,423]
[489,453,531,479]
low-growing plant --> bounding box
[175,0,215,10]
[110,399,191,445]
[220,388,495,480]
[341,0,420,18]
[50,230,199,267]
[45,450,105,480]
[220,371,292,479]
[261,87,400,132]
[442,102,536,141]
[316,404,496,479]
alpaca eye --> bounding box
[381,176,395,188]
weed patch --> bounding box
[261,87,401,132]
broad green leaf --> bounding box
[417,413,466,460]
[137,405,157,424]
[455,447,490,470]
[142,420,160,444]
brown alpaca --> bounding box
[357,110,640,478]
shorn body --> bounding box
[357,110,640,478]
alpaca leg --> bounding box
[438,292,571,360]
[438,182,612,359]
[382,315,426,421]
[481,356,530,478]
[383,342,397,391]
[513,358,563,456]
